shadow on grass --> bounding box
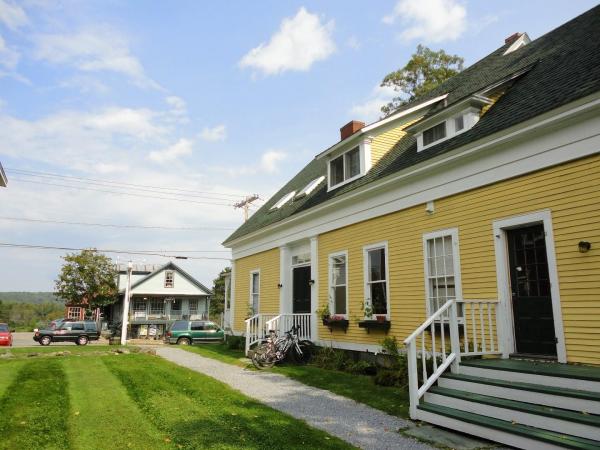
[103,354,354,450]
[0,358,70,450]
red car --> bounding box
[0,323,13,347]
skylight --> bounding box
[270,191,296,210]
[295,176,325,200]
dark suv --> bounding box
[33,320,100,346]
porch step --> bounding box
[460,359,600,393]
[417,403,600,450]
[439,373,600,414]
[426,386,600,440]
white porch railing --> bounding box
[265,314,312,341]
[244,313,312,356]
[244,313,278,356]
[404,298,502,419]
[458,299,502,357]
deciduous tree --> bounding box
[54,249,118,310]
[381,45,464,116]
[210,267,231,318]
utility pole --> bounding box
[120,261,133,345]
[234,194,259,222]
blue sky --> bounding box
[0,0,596,291]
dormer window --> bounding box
[423,122,447,146]
[328,143,371,190]
[411,95,494,153]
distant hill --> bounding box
[0,292,64,304]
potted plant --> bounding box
[317,303,331,325]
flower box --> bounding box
[358,319,391,333]
[322,316,350,332]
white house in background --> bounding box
[106,261,212,340]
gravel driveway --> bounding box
[156,347,433,450]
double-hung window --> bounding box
[165,271,174,288]
[329,252,348,316]
[364,243,389,316]
[150,299,164,317]
[423,229,463,319]
[250,270,260,314]
[329,147,361,188]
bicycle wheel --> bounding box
[251,343,276,369]
[292,340,313,365]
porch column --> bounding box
[310,236,319,342]
[279,245,291,314]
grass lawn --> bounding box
[0,351,353,450]
[179,342,250,367]
[179,344,410,418]
[7,345,129,355]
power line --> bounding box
[11,178,234,207]
[0,216,236,231]
[6,168,244,199]
[11,171,239,202]
[0,242,232,260]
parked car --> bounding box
[166,320,224,345]
[33,320,100,346]
[0,323,13,347]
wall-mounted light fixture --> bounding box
[277,283,283,289]
[309,279,315,285]
[578,241,591,253]
[426,200,435,215]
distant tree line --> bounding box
[0,300,64,331]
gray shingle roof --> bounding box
[224,6,600,245]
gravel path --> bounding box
[156,347,433,450]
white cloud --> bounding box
[259,150,286,173]
[148,138,193,164]
[349,85,397,122]
[59,76,110,94]
[383,0,467,43]
[0,0,28,30]
[0,106,167,171]
[346,36,361,50]
[33,26,161,89]
[239,7,335,76]
[213,149,287,176]
[0,34,19,69]
[200,124,226,142]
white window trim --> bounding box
[492,210,566,363]
[164,270,174,288]
[328,250,349,318]
[271,191,296,210]
[249,269,260,315]
[328,139,372,191]
[422,228,463,319]
[295,176,325,200]
[363,241,390,319]
[417,107,481,152]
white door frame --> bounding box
[493,210,567,363]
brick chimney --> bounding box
[340,120,365,141]
[504,32,522,46]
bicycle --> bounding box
[251,325,312,369]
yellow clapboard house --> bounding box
[223,7,600,448]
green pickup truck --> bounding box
[165,320,224,345]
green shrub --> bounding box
[346,360,376,375]
[312,346,351,371]
[374,369,403,387]
[225,335,245,350]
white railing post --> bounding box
[449,299,461,373]
[407,340,419,419]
